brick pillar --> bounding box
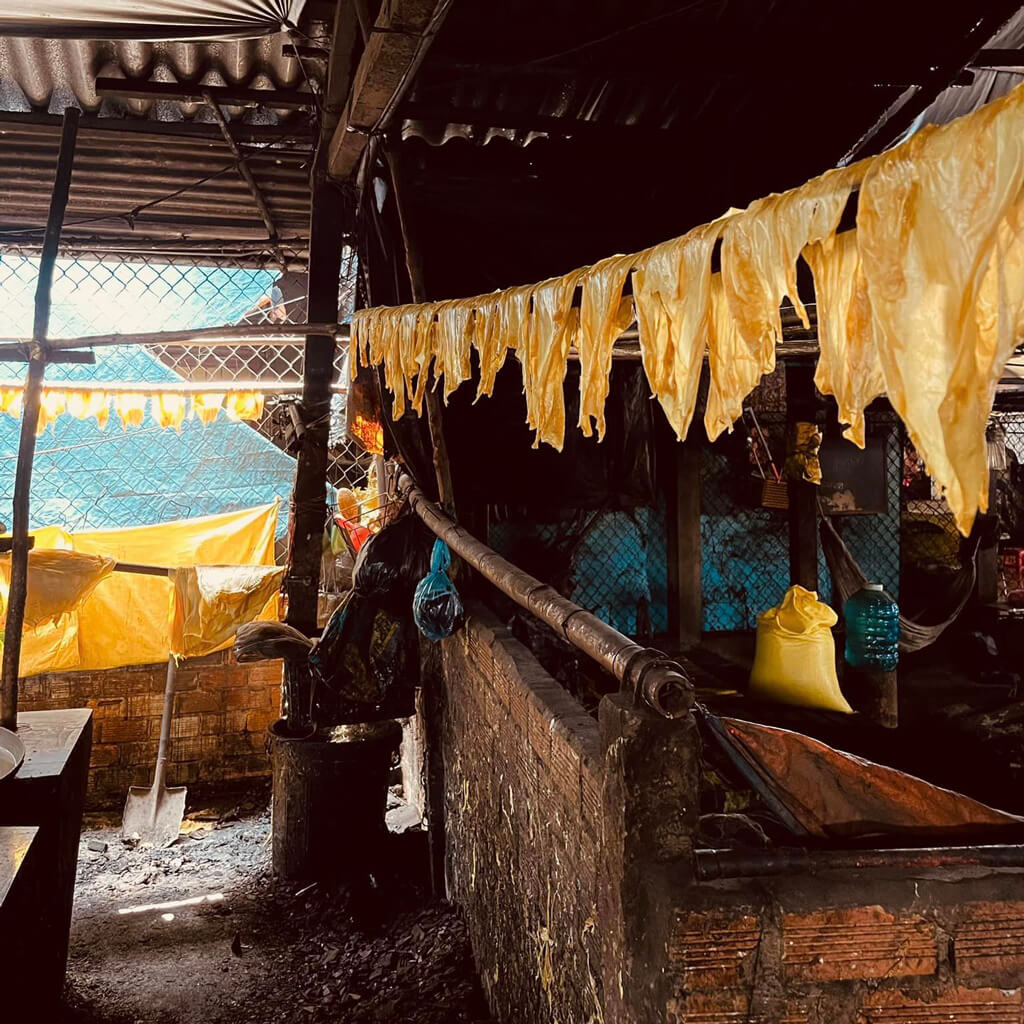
[598,693,700,1024]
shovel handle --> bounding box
[153,656,177,791]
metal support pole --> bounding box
[1,107,80,731]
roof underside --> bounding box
[382,0,1024,300]
[0,12,329,261]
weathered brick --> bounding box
[223,687,268,710]
[224,709,251,732]
[782,905,937,982]
[668,910,762,991]
[857,985,1021,1023]
[171,736,203,763]
[100,717,149,744]
[200,712,225,736]
[177,689,220,714]
[128,693,166,718]
[89,743,120,768]
[548,727,582,807]
[89,696,127,719]
[953,901,1024,979]
[171,714,202,740]
[245,708,276,735]
[527,696,552,762]
[123,740,160,766]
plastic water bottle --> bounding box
[844,583,899,671]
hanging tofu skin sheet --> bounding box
[634,223,720,442]
[519,272,582,450]
[805,231,886,448]
[857,85,1024,534]
[705,271,764,441]
[578,254,635,439]
[473,294,507,401]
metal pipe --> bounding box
[1,108,80,731]
[398,473,693,719]
[695,844,1024,880]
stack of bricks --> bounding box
[18,651,282,808]
[439,610,604,1024]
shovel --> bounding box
[122,655,186,848]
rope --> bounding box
[819,514,978,653]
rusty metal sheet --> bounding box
[716,715,1024,840]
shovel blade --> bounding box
[122,784,187,849]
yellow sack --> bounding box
[749,585,852,713]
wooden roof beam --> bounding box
[327,0,452,181]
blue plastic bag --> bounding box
[413,540,464,641]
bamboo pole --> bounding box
[1,108,80,731]
[398,473,693,719]
[383,135,457,511]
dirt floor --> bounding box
[60,785,492,1024]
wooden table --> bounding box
[0,709,92,1008]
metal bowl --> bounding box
[0,726,25,784]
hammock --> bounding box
[819,515,978,653]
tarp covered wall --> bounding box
[2,502,279,676]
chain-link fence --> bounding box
[701,396,905,633]
[487,504,669,640]
[0,247,371,550]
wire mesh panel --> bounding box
[487,504,669,640]
[0,248,370,542]
[701,403,904,632]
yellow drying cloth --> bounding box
[170,564,285,659]
[154,393,188,433]
[0,549,115,629]
[113,392,147,430]
[224,391,265,423]
[36,390,67,434]
[857,83,1024,535]
[578,254,635,439]
[66,390,111,430]
[804,231,885,448]
[9,502,280,676]
[192,393,226,425]
[749,585,852,713]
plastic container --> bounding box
[843,583,899,671]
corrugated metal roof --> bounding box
[0,114,313,253]
[0,19,325,256]
[909,8,1024,132]
[0,29,322,124]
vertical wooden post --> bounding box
[382,136,456,512]
[284,161,348,640]
[380,135,452,897]
[1,108,79,731]
[666,442,703,647]
[785,359,819,592]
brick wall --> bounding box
[667,868,1024,1023]
[19,652,282,809]
[440,611,604,1024]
